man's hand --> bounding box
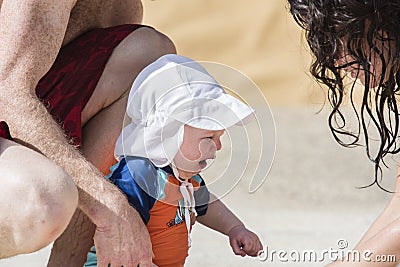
[94,199,153,267]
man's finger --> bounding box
[97,257,111,267]
[120,259,138,267]
[138,262,154,267]
[109,258,123,267]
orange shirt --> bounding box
[107,156,210,267]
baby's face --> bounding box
[173,125,224,179]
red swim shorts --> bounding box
[0,121,12,140]
[0,25,147,145]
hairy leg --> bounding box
[0,138,78,259]
[48,27,176,266]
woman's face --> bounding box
[334,34,395,88]
[335,49,382,87]
[173,125,224,179]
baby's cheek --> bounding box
[181,144,202,161]
[200,140,217,157]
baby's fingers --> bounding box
[230,239,246,257]
[242,237,264,257]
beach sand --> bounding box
[0,1,397,266]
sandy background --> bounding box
[0,0,397,266]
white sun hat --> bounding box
[114,54,254,167]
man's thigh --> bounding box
[0,138,78,258]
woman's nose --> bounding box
[334,55,346,68]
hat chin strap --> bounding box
[171,162,197,247]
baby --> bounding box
[85,54,263,267]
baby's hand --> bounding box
[228,225,263,257]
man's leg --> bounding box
[0,138,78,258]
[48,27,176,266]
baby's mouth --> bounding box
[199,159,207,169]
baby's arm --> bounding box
[196,193,263,257]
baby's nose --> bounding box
[215,139,222,151]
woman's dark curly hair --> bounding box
[288,0,400,189]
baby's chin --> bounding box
[178,169,201,179]
[176,161,207,179]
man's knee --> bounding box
[135,26,176,56]
[0,139,78,258]
[0,167,78,258]
[27,166,78,251]
[153,28,176,55]
[91,26,177,112]
[114,26,177,71]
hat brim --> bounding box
[170,91,255,131]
